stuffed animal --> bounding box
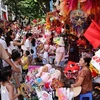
[35,73,50,86]
[26,68,38,82]
[34,78,44,86]
[19,83,31,98]
[36,64,52,78]
[47,69,61,83]
[51,78,64,90]
[41,73,51,83]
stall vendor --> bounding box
[71,57,92,94]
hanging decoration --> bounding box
[58,0,78,18]
[70,9,87,35]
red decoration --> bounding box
[77,39,86,47]
[56,27,61,34]
[91,70,97,77]
[84,20,100,49]
[64,61,80,79]
[64,61,79,73]
[3,13,7,20]
[44,82,50,89]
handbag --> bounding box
[70,47,74,52]
[31,49,34,54]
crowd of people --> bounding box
[0,17,95,100]
[0,0,100,99]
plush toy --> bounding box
[51,78,64,90]
[49,68,56,74]
[35,66,44,77]
[36,64,52,79]
[26,70,34,82]
[26,68,39,84]
[19,83,31,98]
[34,78,44,86]
[36,65,62,85]
[38,65,52,83]
[47,69,61,83]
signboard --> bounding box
[91,49,100,72]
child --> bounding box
[11,49,22,88]
[21,50,30,74]
[0,66,20,100]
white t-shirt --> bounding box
[24,39,32,51]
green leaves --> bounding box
[4,0,50,20]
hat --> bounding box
[71,86,82,97]
[56,37,65,46]
[53,37,60,44]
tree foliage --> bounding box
[3,0,51,20]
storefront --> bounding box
[0,0,8,20]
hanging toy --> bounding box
[70,9,87,34]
